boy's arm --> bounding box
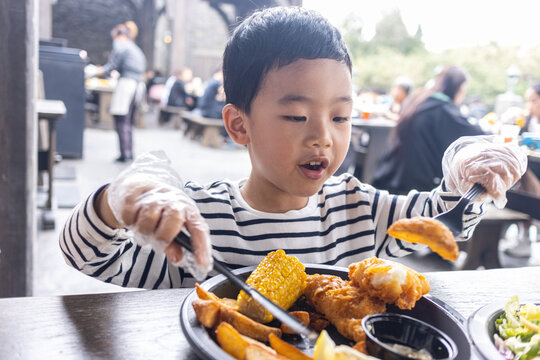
[94,185,122,229]
[59,185,183,289]
[60,153,214,289]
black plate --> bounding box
[180,264,472,360]
[467,299,540,360]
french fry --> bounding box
[220,297,240,311]
[193,297,281,342]
[269,333,313,360]
[280,311,310,334]
[195,283,239,311]
[216,322,249,360]
[193,284,282,343]
[219,305,282,342]
[193,299,220,328]
[244,344,289,360]
[196,283,221,301]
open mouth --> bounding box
[301,161,324,171]
[299,159,329,178]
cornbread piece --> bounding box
[238,249,307,323]
[387,216,459,261]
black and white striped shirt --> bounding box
[60,174,484,289]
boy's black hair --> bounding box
[223,6,352,113]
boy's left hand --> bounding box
[442,135,528,208]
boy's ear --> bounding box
[223,103,250,145]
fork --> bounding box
[434,183,486,237]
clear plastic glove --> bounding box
[442,135,528,208]
[107,151,213,281]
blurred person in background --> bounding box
[524,81,540,133]
[124,20,138,40]
[144,69,166,102]
[95,23,146,162]
[373,66,485,194]
[196,69,225,119]
[159,68,195,125]
[384,76,413,121]
[498,81,540,257]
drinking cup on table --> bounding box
[500,124,521,143]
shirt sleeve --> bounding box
[369,179,485,259]
[59,185,184,289]
[101,43,123,75]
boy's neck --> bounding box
[240,177,310,213]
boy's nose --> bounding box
[306,120,332,148]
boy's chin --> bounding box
[290,181,326,198]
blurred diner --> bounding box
[87,23,147,163]
[158,68,196,125]
[383,76,413,121]
[195,68,225,119]
[372,66,485,194]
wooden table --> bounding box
[85,80,115,129]
[528,150,540,164]
[37,99,66,230]
[1,266,538,359]
[351,117,395,184]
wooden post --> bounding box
[0,0,37,297]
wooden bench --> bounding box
[161,105,186,129]
[181,111,225,148]
[457,206,530,270]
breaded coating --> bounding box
[304,274,386,342]
[348,257,430,310]
[386,216,458,261]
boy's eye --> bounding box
[284,116,307,122]
[333,117,349,123]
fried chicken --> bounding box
[304,274,386,342]
[386,216,459,261]
[349,257,430,310]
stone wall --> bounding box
[49,0,300,79]
[52,0,134,64]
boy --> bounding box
[61,7,525,288]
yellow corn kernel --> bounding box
[237,249,307,323]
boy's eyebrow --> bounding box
[278,94,353,104]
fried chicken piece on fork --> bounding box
[304,274,386,343]
[349,257,430,310]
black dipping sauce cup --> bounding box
[361,313,458,360]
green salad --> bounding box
[494,296,540,360]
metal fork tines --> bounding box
[434,183,486,237]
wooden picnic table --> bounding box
[0,266,538,359]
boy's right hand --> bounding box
[97,152,213,279]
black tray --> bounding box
[180,264,472,360]
[467,299,540,360]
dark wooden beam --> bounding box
[0,0,37,297]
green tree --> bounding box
[370,9,424,54]
[340,11,540,107]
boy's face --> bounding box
[242,59,353,210]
